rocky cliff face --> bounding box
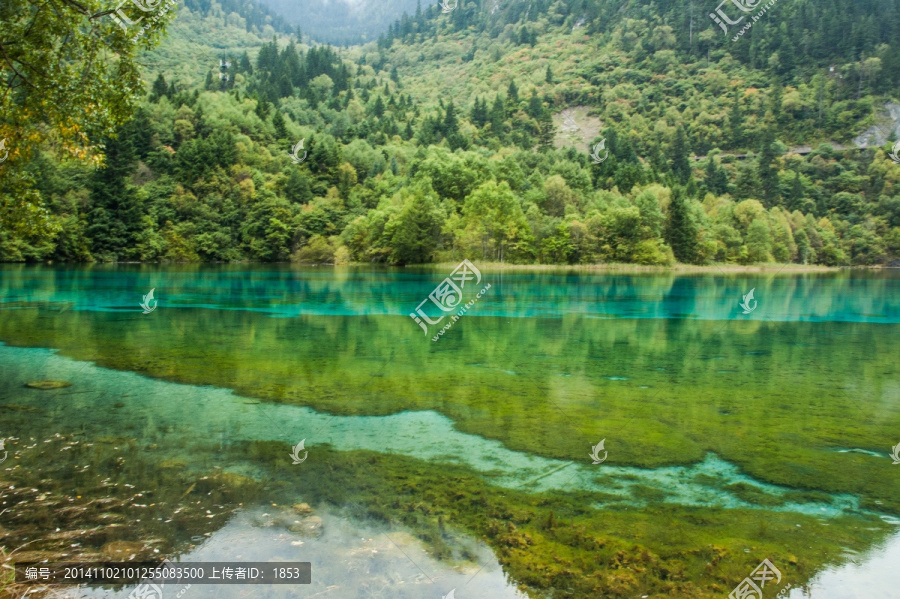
[854,102,900,148]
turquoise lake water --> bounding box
[1,265,899,598]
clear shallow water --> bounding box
[788,531,900,598]
[0,345,871,517]
[1,264,899,322]
[65,505,526,599]
[2,265,900,598]
[3,346,899,599]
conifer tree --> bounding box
[490,95,506,135]
[150,74,168,103]
[665,186,699,263]
[471,97,488,128]
[769,82,783,124]
[506,81,519,113]
[729,93,744,149]
[527,92,543,119]
[272,111,289,140]
[704,156,729,196]
[671,126,692,184]
[537,109,555,152]
[285,169,313,204]
[757,128,780,207]
[787,171,804,211]
[87,126,140,259]
[443,101,459,136]
[239,51,253,75]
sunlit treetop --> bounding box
[0,0,176,168]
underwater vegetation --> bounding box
[1,268,899,597]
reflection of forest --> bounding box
[0,265,896,322]
[1,268,899,517]
[2,267,900,598]
[0,338,896,599]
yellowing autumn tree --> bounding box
[1,0,175,248]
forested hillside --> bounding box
[2,0,900,265]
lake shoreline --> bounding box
[22,261,897,275]
[422,261,842,273]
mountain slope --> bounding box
[3,0,899,270]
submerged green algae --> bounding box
[1,304,899,514]
[3,425,888,599]
[0,345,873,520]
[0,341,896,598]
[238,441,893,598]
[2,267,900,597]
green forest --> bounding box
[2,0,900,266]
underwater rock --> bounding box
[25,380,72,390]
[97,512,126,523]
[159,459,188,471]
[208,471,258,488]
[204,471,263,501]
[255,515,279,528]
[101,540,148,559]
[289,515,324,537]
[291,503,313,515]
[56,504,92,521]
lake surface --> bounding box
[1,265,899,599]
